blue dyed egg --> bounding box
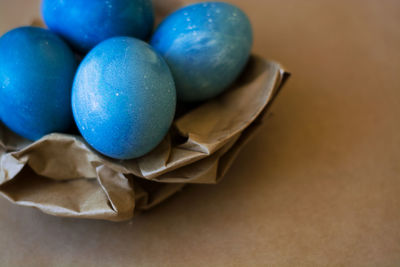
[72,37,176,159]
[151,2,253,102]
[42,0,154,52]
[0,26,77,141]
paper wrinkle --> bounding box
[0,56,289,220]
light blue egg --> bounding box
[72,37,176,160]
[0,26,77,141]
[42,0,154,53]
[151,2,253,102]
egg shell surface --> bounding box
[0,26,77,141]
[151,2,253,102]
[72,37,176,160]
[42,0,154,52]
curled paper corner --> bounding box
[0,56,290,221]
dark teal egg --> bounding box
[42,0,154,52]
[0,26,77,141]
[151,2,253,102]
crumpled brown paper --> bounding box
[0,55,288,221]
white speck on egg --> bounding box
[208,18,213,23]
[115,93,119,96]
[3,77,10,87]
[186,18,191,22]
[184,12,188,16]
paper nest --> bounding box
[0,56,289,221]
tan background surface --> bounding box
[1,0,400,266]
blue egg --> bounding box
[150,2,253,102]
[0,26,77,141]
[72,37,176,159]
[42,0,154,53]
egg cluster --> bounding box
[0,0,253,159]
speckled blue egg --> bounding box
[0,26,77,141]
[150,2,253,102]
[72,37,176,160]
[42,0,154,53]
